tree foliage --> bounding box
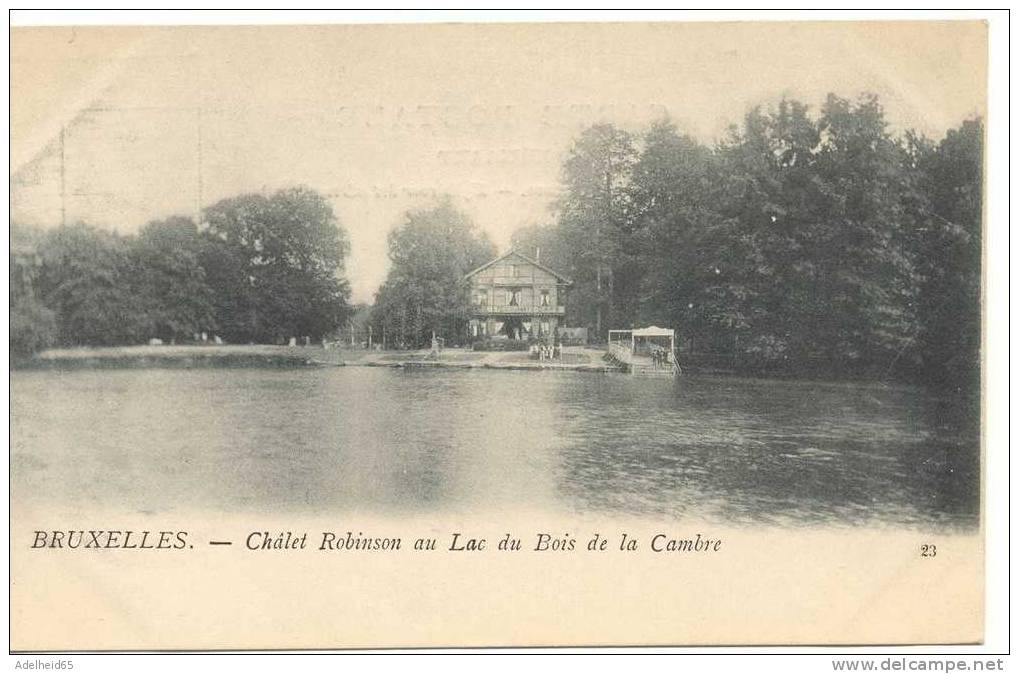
[13,186,352,352]
[372,201,495,348]
[133,216,216,341]
[10,295,57,357]
[909,119,983,389]
[555,124,639,335]
[35,223,151,346]
[519,95,982,386]
[202,187,352,343]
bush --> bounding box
[10,297,57,357]
[471,338,529,352]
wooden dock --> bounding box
[606,343,679,376]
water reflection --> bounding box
[552,375,979,528]
[10,368,979,529]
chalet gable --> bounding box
[462,250,572,285]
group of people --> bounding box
[532,341,561,361]
[650,345,673,368]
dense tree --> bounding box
[12,186,352,352]
[201,186,352,343]
[10,296,57,357]
[909,118,983,390]
[515,96,982,384]
[699,95,923,373]
[555,123,638,337]
[10,223,58,356]
[711,101,826,363]
[197,228,259,343]
[34,223,151,346]
[10,222,43,303]
[132,216,216,341]
[629,120,725,344]
[811,94,920,371]
[372,201,495,347]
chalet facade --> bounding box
[462,250,571,341]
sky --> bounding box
[10,21,987,303]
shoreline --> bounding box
[15,344,624,374]
[13,345,944,390]
[363,360,620,373]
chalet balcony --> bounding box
[471,304,565,316]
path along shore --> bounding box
[21,344,621,373]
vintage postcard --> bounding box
[9,18,988,650]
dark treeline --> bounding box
[10,186,352,355]
[512,94,982,389]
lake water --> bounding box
[10,367,980,529]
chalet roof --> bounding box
[462,249,572,285]
[609,326,676,337]
[632,326,674,337]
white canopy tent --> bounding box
[632,326,675,340]
[608,326,677,364]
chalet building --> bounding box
[462,250,571,341]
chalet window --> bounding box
[509,264,518,277]
[509,288,522,306]
[475,289,488,306]
[539,289,551,306]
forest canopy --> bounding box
[11,187,352,351]
[509,94,982,387]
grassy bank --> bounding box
[18,344,343,370]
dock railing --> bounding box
[606,338,679,375]
[608,341,632,363]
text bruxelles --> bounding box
[31,530,189,549]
